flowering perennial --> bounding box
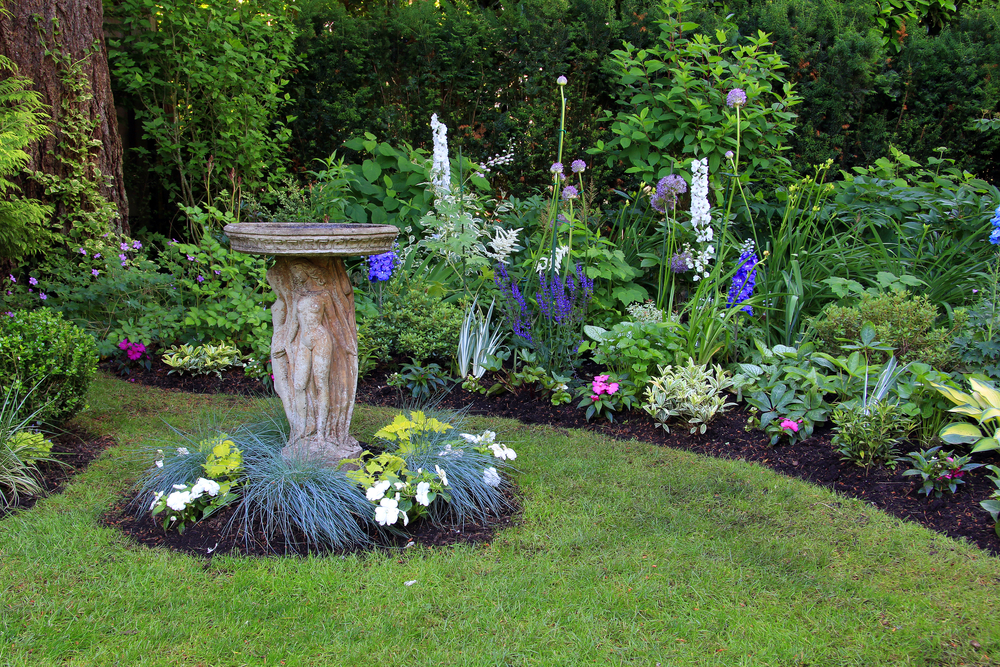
[368,249,397,282]
[726,88,747,108]
[590,374,620,402]
[990,205,1000,245]
[651,174,687,213]
[727,242,758,315]
[536,263,594,328]
[430,113,451,194]
[688,158,716,280]
[494,263,534,343]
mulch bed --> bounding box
[22,358,1000,558]
[0,426,116,520]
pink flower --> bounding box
[591,394,600,402]
[594,375,610,383]
[119,339,130,350]
[779,419,800,432]
[28,277,37,285]
[607,383,619,395]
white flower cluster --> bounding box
[626,301,664,324]
[459,430,517,461]
[365,466,450,527]
[150,478,221,512]
[430,113,451,194]
[483,467,502,488]
[486,226,522,265]
[688,158,716,281]
[535,245,570,275]
[478,143,515,173]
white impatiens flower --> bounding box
[438,443,464,457]
[166,490,191,512]
[155,460,163,468]
[430,114,451,194]
[176,447,190,456]
[483,467,502,488]
[415,482,432,507]
[374,497,408,526]
[489,443,517,461]
[366,479,392,502]
[190,478,221,498]
[149,491,164,511]
[435,465,449,487]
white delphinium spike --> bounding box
[430,114,450,194]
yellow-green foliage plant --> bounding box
[933,374,1000,453]
[642,359,737,434]
[161,342,245,378]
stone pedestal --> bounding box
[224,223,397,463]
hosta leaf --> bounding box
[939,422,984,446]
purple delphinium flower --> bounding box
[494,263,533,343]
[726,88,747,108]
[989,205,1000,245]
[550,162,564,175]
[562,185,579,200]
[651,174,688,213]
[727,249,758,315]
[28,277,37,286]
[670,251,692,274]
[368,250,397,282]
[570,159,586,173]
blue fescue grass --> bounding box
[129,401,516,552]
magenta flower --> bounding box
[28,277,37,286]
[39,292,47,300]
[591,394,600,402]
[779,418,800,432]
[78,247,86,255]
[214,270,221,275]
[119,339,130,350]
[186,255,195,262]
[95,253,101,259]
[8,274,14,283]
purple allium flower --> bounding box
[39,292,47,300]
[727,249,758,315]
[197,275,204,283]
[725,151,734,160]
[92,269,99,277]
[28,277,37,286]
[570,159,586,173]
[550,162,564,175]
[368,250,397,282]
[556,75,568,86]
[132,240,142,250]
[726,88,747,107]
[651,174,688,213]
[78,247,86,255]
[670,251,692,274]
[562,185,579,200]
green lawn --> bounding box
[1,374,998,666]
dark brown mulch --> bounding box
[0,426,116,520]
[92,360,1000,558]
[103,487,520,559]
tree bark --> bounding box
[0,0,129,235]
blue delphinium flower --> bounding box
[990,204,1000,245]
[727,249,758,315]
[368,250,397,282]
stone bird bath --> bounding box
[224,222,398,463]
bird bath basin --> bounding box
[224,222,398,463]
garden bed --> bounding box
[0,426,116,520]
[96,361,1000,557]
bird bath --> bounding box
[224,222,398,463]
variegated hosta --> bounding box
[932,376,1000,453]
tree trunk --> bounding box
[0,0,129,235]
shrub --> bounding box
[642,359,737,433]
[359,286,463,364]
[812,290,959,369]
[0,309,97,424]
[161,342,245,378]
[831,401,916,468]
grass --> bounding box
[2,374,999,665]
